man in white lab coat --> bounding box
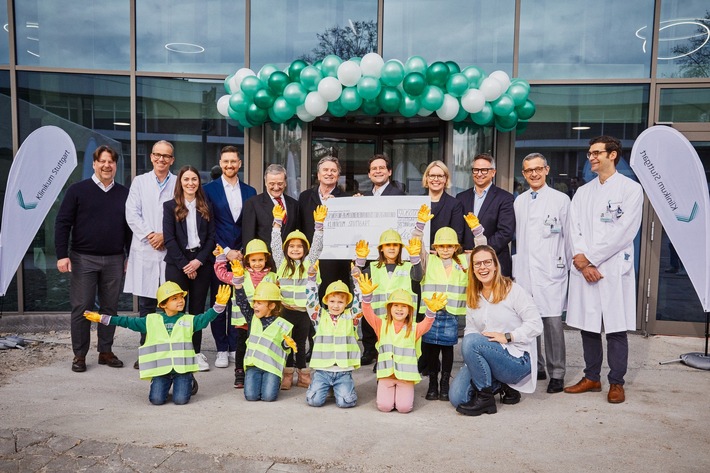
[564,136,643,404]
[513,153,570,394]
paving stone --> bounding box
[117,443,174,470]
[155,450,223,472]
[68,438,118,458]
[269,462,317,472]
[0,458,19,473]
[0,436,16,455]
[214,455,274,473]
[18,453,54,472]
[0,429,14,440]
[15,429,51,450]
[46,434,81,454]
[40,452,100,472]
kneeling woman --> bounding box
[450,245,542,416]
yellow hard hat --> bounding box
[156,281,187,306]
[386,288,416,310]
[253,281,282,302]
[322,280,353,305]
[378,228,402,248]
[283,230,310,252]
[433,227,460,247]
[245,239,270,257]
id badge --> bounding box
[550,223,562,234]
[600,211,613,223]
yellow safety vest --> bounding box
[244,316,294,378]
[309,311,361,369]
[277,260,321,308]
[370,262,416,317]
[419,255,468,316]
[138,313,198,380]
[231,271,278,326]
[376,321,422,383]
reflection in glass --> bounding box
[384,0,514,72]
[659,88,710,122]
[450,123,493,195]
[657,0,710,78]
[0,3,8,64]
[14,0,129,69]
[264,123,303,199]
[311,137,375,194]
[519,0,654,79]
[137,0,245,74]
[0,71,17,310]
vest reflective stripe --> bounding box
[370,263,416,317]
[244,317,294,378]
[231,272,278,326]
[376,322,422,383]
[309,313,361,369]
[419,256,468,316]
[138,313,197,379]
[277,261,321,308]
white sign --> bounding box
[321,196,431,260]
[0,126,77,296]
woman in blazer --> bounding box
[163,165,216,369]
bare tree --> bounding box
[671,12,710,78]
[301,20,378,63]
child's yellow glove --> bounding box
[417,204,434,223]
[307,260,319,278]
[230,259,244,277]
[313,205,328,223]
[423,292,448,313]
[84,311,101,323]
[283,334,298,353]
[405,237,422,256]
[464,212,481,229]
[273,204,286,221]
[213,244,224,256]
[214,285,232,306]
[357,274,379,295]
[355,240,370,258]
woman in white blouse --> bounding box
[449,245,542,416]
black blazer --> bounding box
[456,185,515,277]
[364,181,406,196]
[163,200,216,269]
[297,185,349,243]
[241,192,300,250]
[430,192,465,245]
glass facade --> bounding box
[0,3,8,64]
[657,0,710,78]
[659,88,710,122]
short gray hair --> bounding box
[152,140,174,154]
[473,153,496,170]
[317,156,341,174]
[522,152,548,167]
[264,163,287,180]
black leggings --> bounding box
[281,307,310,369]
[424,343,454,374]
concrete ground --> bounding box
[0,322,709,473]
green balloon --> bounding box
[299,66,323,91]
[321,54,343,77]
[445,61,461,74]
[357,76,381,100]
[229,91,250,112]
[507,83,529,107]
[224,74,234,94]
[339,87,363,111]
[268,71,290,95]
[511,78,531,93]
[446,73,469,97]
[492,94,515,116]
[246,103,268,125]
[268,106,286,124]
[381,60,405,87]
[496,110,518,129]
[227,105,245,123]
[515,120,529,135]
[240,76,265,97]
[253,88,276,109]
[398,94,420,117]
[361,99,381,116]
[404,56,427,74]
[327,100,348,117]
[426,62,450,88]
[378,87,402,113]
[272,97,296,121]
[471,104,494,126]
[288,60,308,82]
[453,103,469,122]
[283,82,308,106]
[421,85,445,111]
[402,72,427,96]
[258,64,279,82]
[462,66,485,89]
[516,100,536,120]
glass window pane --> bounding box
[519,0,654,79]
[659,88,710,122]
[383,0,514,73]
[16,72,131,312]
[657,1,710,78]
[0,3,9,64]
[0,70,17,310]
[137,0,245,74]
[14,0,129,69]
[450,124,494,195]
[264,123,303,199]
[250,0,378,71]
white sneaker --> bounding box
[195,353,209,371]
[228,351,236,364]
[215,351,229,368]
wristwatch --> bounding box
[504,332,512,343]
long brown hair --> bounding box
[375,244,403,268]
[466,245,512,309]
[384,304,414,338]
[173,165,210,222]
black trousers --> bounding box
[281,307,311,369]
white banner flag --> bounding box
[0,126,77,296]
[630,126,710,311]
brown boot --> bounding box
[296,368,312,388]
[281,367,295,390]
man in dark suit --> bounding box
[242,163,300,249]
[456,153,515,277]
[363,154,405,196]
[203,145,256,367]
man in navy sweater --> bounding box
[55,145,132,373]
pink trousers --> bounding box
[376,377,415,413]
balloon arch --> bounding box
[217,53,535,132]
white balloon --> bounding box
[417,106,434,117]
[304,91,328,116]
[489,70,511,91]
[461,88,486,113]
[479,77,503,102]
[296,105,316,122]
[216,95,231,116]
[337,61,362,87]
[436,94,459,121]
[233,68,256,89]
[360,52,385,79]
[317,76,343,102]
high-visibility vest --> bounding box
[138,313,197,380]
[309,311,361,369]
[370,262,416,317]
[419,255,468,316]
[244,317,294,378]
[277,260,321,308]
[376,321,421,383]
[231,272,278,326]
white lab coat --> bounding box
[123,171,177,298]
[513,185,571,317]
[566,172,643,333]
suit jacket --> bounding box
[297,185,349,243]
[456,185,515,276]
[203,178,257,251]
[364,181,406,196]
[241,191,300,249]
[162,200,216,269]
[430,192,465,245]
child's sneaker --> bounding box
[215,351,229,368]
[228,351,236,364]
[195,353,210,371]
[234,368,245,389]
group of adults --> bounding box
[56,134,642,408]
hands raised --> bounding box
[355,240,370,258]
[417,204,434,224]
[423,292,448,313]
[214,284,232,306]
[313,205,328,223]
[357,274,379,295]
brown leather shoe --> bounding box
[563,377,602,394]
[608,383,625,404]
[71,356,86,372]
[98,352,124,368]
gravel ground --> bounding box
[0,332,73,387]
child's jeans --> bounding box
[376,377,415,413]
[244,366,281,402]
[306,370,357,408]
[149,372,194,405]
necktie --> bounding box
[274,196,287,225]
[531,191,537,200]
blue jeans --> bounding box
[149,372,194,405]
[449,333,531,407]
[306,370,357,408]
[244,367,281,402]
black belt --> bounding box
[187,246,201,253]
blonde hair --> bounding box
[384,304,414,338]
[466,245,512,309]
[422,160,451,190]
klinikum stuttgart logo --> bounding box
[16,190,38,210]
[640,148,698,223]
[17,148,72,211]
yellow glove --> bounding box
[313,205,328,223]
[273,204,286,221]
[307,261,319,278]
[213,244,224,256]
[355,240,370,258]
[417,204,434,223]
[464,212,481,229]
[405,237,422,256]
[214,284,232,306]
[84,311,101,323]
[423,292,448,313]
[283,334,298,353]
[230,259,244,277]
[357,273,379,295]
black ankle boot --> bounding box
[456,387,497,416]
[425,372,439,400]
[439,372,450,401]
[500,383,521,405]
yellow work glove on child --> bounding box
[355,239,370,267]
[283,334,298,353]
[213,244,224,257]
[230,259,245,287]
[313,205,328,231]
[464,212,485,237]
[405,237,422,265]
[214,284,232,311]
[84,311,110,325]
[423,292,448,316]
[415,203,434,232]
[357,274,379,304]
[273,204,286,227]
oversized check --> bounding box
[321,196,431,260]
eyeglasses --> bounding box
[472,168,494,175]
[586,150,608,159]
[522,166,547,176]
[427,174,446,181]
[473,258,494,269]
[151,152,174,161]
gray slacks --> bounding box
[536,316,566,379]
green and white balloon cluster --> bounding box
[217,53,535,131]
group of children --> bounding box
[85,203,488,413]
